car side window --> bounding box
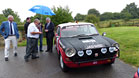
[57,27,60,36]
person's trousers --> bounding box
[36,34,43,51]
[39,34,43,51]
[25,34,28,54]
[4,36,17,58]
[46,36,53,51]
[24,38,38,59]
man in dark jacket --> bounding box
[24,17,31,54]
[45,17,54,52]
[24,17,31,37]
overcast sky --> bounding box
[0,0,139,21]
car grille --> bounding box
[69,47,117,63]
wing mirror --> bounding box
[102,32,106,36]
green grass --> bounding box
[99,26,139,67]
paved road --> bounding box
[0,46,137,78]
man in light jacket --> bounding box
[0,15,19,61]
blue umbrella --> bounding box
[29,5,55,16]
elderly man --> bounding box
[0,15,19,61]
[24,19,42,62]
[45,17,54,53]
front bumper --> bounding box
[64,58,115,68]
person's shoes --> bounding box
[45,50,49,52]
[5,57,8,61]
[25,59,29,62]
[24,56,29,62]
[32,55,39,59]
[14,53,17,57]
[40,50,44,52]
[49,50,53,53]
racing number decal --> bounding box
[93,61,98,64]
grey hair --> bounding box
[46,17,51,21]
[34,19,40,23]
[8,15,14,19]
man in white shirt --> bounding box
[24,19,42,62]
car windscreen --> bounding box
[61,25,99,37]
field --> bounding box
[99,27,139,67]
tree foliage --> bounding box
[0,14,7,25]
[100,12,114,21]
[85,14,99,24]
[2,8,21,23]
[121,2,139,18]
[120,12,132,21]
[51,6,73,26]
[113,12,121,20]
[74,13,86,21]
[88,8,100,16]
[99,2,139,21]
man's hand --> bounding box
[38,32,42,34]
[45,29,48,32]
[31,32,42,35]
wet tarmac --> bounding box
[0,46,136,78]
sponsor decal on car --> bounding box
[85,44,104,49]
[82,39,96,43]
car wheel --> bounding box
[60,54,68,72]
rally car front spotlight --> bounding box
[101,48,107,54]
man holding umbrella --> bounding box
[45,17,54,53]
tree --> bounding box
[121,12,132,21]
[85,14,99,24]
[121,2,139,18]
[2,8,21,23]
[113,12,121,20]
[74,13,86,21]
[100,12,114,21]
[51,6,73,26]
[0,14,7,25]
[88,8,100,16]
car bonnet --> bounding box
[60,35,111,51]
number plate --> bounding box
[93,61,98,64]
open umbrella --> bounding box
[29,5,55,16]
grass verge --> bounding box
[99,26,139,67]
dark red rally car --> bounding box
[55,22,120,72]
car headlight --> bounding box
[109,47,116,53]
[78,51,84,57]
[86,50,92,56]
[101,48,107,54]
[65,48,76,57]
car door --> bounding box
[55,27,61,53]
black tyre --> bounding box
[59,54,69,72]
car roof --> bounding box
[58,22,94,28]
